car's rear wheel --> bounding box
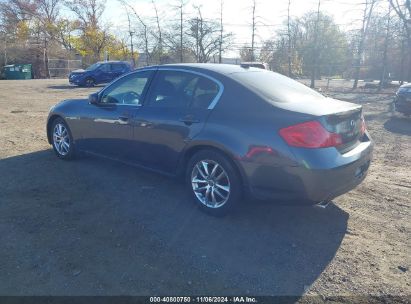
[51,118,75,160]
[85,77,95,87]
[186,150,241,216]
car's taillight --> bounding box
[279,120,343,148]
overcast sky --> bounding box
[102,0,369,57]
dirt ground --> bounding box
[0,79,409,300]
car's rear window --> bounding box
[231,70,324,103]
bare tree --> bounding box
[119,0,150,65]
[65,0,104,30]
[0,0,63,77]
[353,0,376,89]
[34,0,62,78]
[162,0,193,63]
[65,0,109,61]
[240,45,254,61]
[379,3,392,89]
[124,5,135,67]
[151,0,163,63]
[310,0,321,88]
[389,0,411,82]
[187,6,231,63]
[55,18,77,51]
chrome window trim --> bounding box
[156,67,224,110]
[98,67,224,109]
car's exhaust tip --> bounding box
[316,200,331,209]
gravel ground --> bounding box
[0,79,409,300]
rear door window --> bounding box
[111,63,124,72]
[146,70,219,109]
[99,64,110,72]
[189,77,219,109]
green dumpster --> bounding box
[3,64,33,80]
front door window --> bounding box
[100,71,153,105]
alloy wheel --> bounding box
[86,78,94,87]
[53,123,70,156]
[191,159,231,208]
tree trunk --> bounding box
[379,4,391,90]
[44,39,50,79]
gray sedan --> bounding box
[47,64,373,216]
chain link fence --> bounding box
[48,59,82,78]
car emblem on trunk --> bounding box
[350,120,355,127]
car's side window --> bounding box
[111,63,124,72]
[100,71,152,105]
[146,71,193,108]
[99,64,110,72]
[146,71,219,109]
[189,76,219,109]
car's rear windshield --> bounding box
[231,70,324,103]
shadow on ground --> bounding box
[0,150,348,296]
[384,116,411,136]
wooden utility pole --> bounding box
[196,17,199,62]
[310,0,321,88]
[353,0,376,89]
[125,7,135,67]
[4,35,7,66]
[219,0,223,63]
[180,1,184,63]
[287,0,292,77]
[251,0,256,61]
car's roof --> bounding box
[146,63,262,75]
[97,61,129,64]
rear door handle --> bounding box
[179,115,200,126]
[118,115,129,122]
[137,119,153,127]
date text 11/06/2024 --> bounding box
[150,297,257,303]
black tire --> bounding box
[389,101,396,116]
[186,149,242,216]
[85,77,95,87]
[51,118,76,160]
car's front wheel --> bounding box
[85,77,95,87]
[186,150,242,216]
[51,118,75,160]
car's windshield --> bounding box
[86,63,102,71]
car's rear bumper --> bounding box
[240,134,373,203]
[394,95,411,114]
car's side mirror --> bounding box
[88,93,99,105]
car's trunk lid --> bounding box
[275,97,364,152]
[319,106,364,152]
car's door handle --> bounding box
[179,115,200,126]
[137,119,153,127]
[118,115,129,122]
